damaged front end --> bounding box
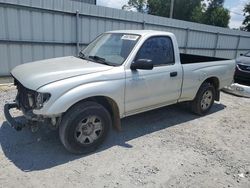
[4,78,56,131]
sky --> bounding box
[97,0,249,29]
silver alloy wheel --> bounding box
[75,115,103,145]
[201,90,213,110]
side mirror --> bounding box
[130,59,153,70]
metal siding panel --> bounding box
[22,44,33,63]
[17,0,31,6]
[168,28,186,47]
[71,1,82,12]
[44,45,54,59]
[0,7,6,38]
[119,22,125,30]
[43,13,54,41]
[5,0,19,4]
[54,14,63,41]
[0,44,9,75]
[112,21,120,31]
[63,15,72,42]
[1,1,250,76]
[71,15,76,42]
[54,45,64,57]
[80,2,90,14]
[216,50,235,59]
[30,0,43,7]
[239,37,250,49]
[89,18,98,41]
[218,35,238,49]
[19,9,32,40]
[64,46,73,56]
[53,0,64,10]
[32,11,43,41]
[187,49,214,57]
[72,45,77,55]
[97,19,105,35]
[7,7,19,39]
[105,20,113,33]
[80,17,90,43]
[42,0,53,9]
[62,0,72,12]
[33,45,44,61]
[89,3,98,15]
[9,44,21,69]
[188,31,216,48]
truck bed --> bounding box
[179,57,235,102]
[180,53,228,64]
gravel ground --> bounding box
[0,85,250,188]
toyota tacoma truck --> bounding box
[4,30,235,154]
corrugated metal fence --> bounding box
[1,0,250,76]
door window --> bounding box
[135,36,175,66]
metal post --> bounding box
[142,21,146,30]
[213,32,219,57]
[170,0,174,18]
[184,28,189,54]
[235,35,241,58]
[142,13,146,30]
[76,10,80,54]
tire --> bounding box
[59,101,111,154]
[191,82,215,116]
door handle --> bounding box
[170,72,178,77]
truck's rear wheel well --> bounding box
[203,77,220,101]
[204,77,219,90]
[71,96,121,131]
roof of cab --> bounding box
[106,30,173,37]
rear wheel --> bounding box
[191,82,215,115]
[59,101,111,154]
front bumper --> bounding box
[223,83,250,98]
[4,102,25,131]
[235,66,250,84]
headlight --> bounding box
[36,92,51,109]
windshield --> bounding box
[244,51,250,57]
[80,33,140,66]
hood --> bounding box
[11,56,113,90]
[236,56,250,65]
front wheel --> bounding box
[191,82,215,115]
[59,101,111,154]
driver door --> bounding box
[125,36,182,115]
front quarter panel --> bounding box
[33,67,125,117]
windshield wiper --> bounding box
[88,56,111,66]
[78,51,88,60]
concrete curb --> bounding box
[0,77,13,85]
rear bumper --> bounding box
[4,102,25,131]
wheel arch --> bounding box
[67,95,122,131]
[200,76,220,101]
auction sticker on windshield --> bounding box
[121,35,139,41]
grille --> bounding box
[14,79,36,110]
[238,64,250,72]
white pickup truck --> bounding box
[4,30,235,154]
